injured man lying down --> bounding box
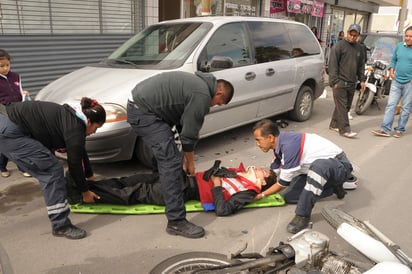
[65,160,278,216]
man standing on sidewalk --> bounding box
[372,26,412,138]
[328,24,366,138]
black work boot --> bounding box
[333,184,347,199]
[166,219,205,239]
[287,215,310,234]
[52,224,87,239]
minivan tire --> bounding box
[289,85,314,122]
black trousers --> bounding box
[88,173,199,206]
[329,83,356,134]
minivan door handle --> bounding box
[245,72,256,81]
[266,68,275,76]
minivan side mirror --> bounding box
[199,56,234,72]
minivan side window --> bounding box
[199,22,252,72]
[247,22,292,63]
[285,23,321,58]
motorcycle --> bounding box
[354,59,391,115]
[150,207,412,274]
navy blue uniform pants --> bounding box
[281,153,352,217]
[127,102,186,221]
[0,114,71,230]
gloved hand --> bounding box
[214,167,237,178]
[203,160,221,181]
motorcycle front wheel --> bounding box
[322,207,377,239]
[149,252,236,274]
[355,88,375,115]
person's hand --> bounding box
[86,175,96,181]
[360,81,366,92]
[390,70,395,80]
[211,175,221,187]
[82,190,100,203]
[22,90,30,96]
[185,162,195,176]
[183,151,195,176]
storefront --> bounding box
[267,0,375,48]
[182,0,262,18]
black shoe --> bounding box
[52,224,87,239]
[287,215,310,234]
[166,219,205,239]
[65,171,82,204]
[333,184,347,199]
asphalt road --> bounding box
[1,88,412,274]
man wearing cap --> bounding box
[328,23,366,138]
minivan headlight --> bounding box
[102,103,127,123]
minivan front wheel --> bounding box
[289,85,314,122]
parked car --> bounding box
[36,16,325,166]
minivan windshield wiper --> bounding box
[104,58,138,68]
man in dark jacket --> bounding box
[328,24,366,138]
[127,71,234,238]
[66,163,277,216]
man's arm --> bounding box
[328,45,339,87]
[210,175,255,216]
[254,182,286,201]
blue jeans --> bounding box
[381,80,412,133]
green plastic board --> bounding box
[69,193,285,215]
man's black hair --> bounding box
[253,119,280,137]
[262,169,277,192]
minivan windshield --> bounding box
[106,22,212,69]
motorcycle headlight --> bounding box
[101,103,127,123]
[374,69,384,80]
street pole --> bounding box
[398,0,408,33]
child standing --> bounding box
[0,49,31,177]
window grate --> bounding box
[0,0,143,34]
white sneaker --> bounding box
[348,112,353,120]
[21,172,32,177]
[343,175,358,190]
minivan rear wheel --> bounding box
[289,85,314,122]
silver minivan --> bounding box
[36,16,324,166]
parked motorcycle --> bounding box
[150,207,412,274]
[354,59,391,115]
